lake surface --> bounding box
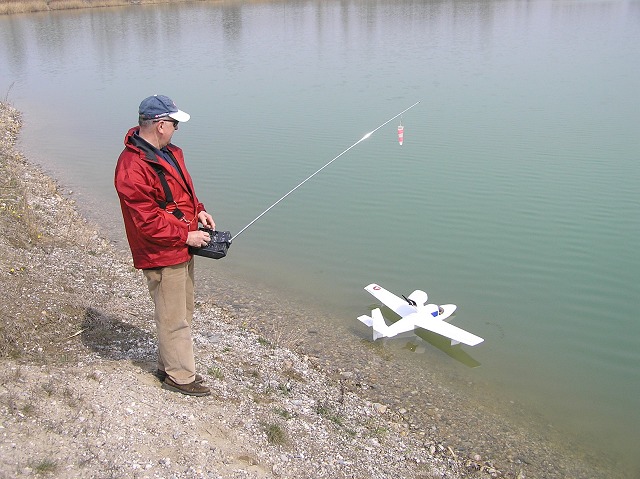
[2,0,639,475]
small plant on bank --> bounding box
[12,366,23,380]
[277,382,292,396]
[63,388,83,408]
[268,321,305,350]
[371,426,388,438]
[263,422,287,446]
[257,336,272,348]
[42,381,55,396]
[316,402,343,426]
[273,407,294,420]
[282,367,305,382]
[207,366,224,380]
[21,402,35,416]
[30,458,58,475]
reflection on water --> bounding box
[412,333,482,369]
[1,0,639,476]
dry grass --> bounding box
[0,102,90,359]
[0,103,39,246]
[0,103,30,357]
[262,422,288,446]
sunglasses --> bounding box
[154,118,179,128]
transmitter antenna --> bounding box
[231,101,420,241]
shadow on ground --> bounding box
[81,307,156,373]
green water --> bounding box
[1,0,639,474]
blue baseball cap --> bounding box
[138,95,190,122]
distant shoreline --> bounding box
[0,0,222,16]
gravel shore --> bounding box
[0,102,621,478]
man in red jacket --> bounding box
[115,95,214,397]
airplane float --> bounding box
[358,283,484,346]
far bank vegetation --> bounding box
[0,0,218,16]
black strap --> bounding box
[151,164,185,220]
[164,149,191,195]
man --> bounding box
[115,94,213,397]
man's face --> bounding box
[156,118,179,147]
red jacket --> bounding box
[115,127,206,269]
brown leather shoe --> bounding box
[155,370,204,384]
[162,377,211,397]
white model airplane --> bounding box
[358,283,484,346]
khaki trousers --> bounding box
[143,258,196,384]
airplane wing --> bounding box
[409,312,484,346]
[364,283,416,317]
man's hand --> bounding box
[198,211,215,230]
[186,229,211,248]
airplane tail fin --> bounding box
[357,308,390,340]
[371,308,389,340]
